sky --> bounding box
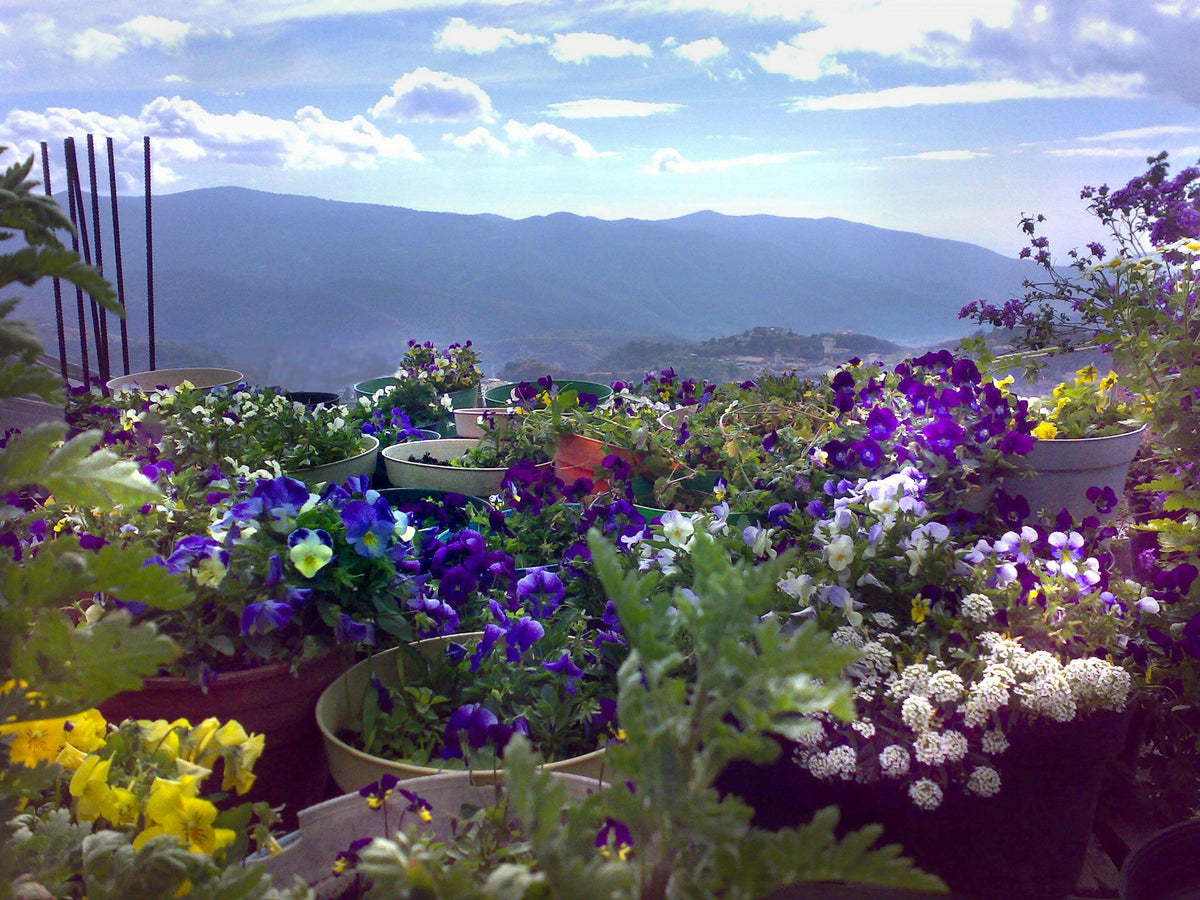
[2,0,1199,257]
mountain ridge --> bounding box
[26,186,1031,391]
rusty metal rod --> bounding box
[106,137,131,374]
[40,141,69,384]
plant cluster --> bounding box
[395,340,483,395]
[339,532,945,899]
[1025,365,1141,440]
[72,382,369,476]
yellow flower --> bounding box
[1099,371,1118,391]
[221,732,264,795]
[56,742,89,770]
[140,718,191,759]
[137,776,234,855]
[1032,421,1058,441]
[911,596,932,624]
[100,786,140,827]
[0,715,69,767]
[70,755,113,823]
[183,717,222,766]
[1076,364,1098,384]
[64,708,108,753]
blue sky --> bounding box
[2,0,1199,255]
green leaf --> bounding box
[41,431,162,508]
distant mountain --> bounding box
[24,188,1032,392]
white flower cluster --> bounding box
[913,729,969,766]
[806,745,859,781]
[966,766,1002,797]
[960,592,995,623]
[908,778,944,810]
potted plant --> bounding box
[358,340,484,410]
[702,464,1161,898]
[960,152,1200,828]
[72,381,378,487]
[1007,365,1147,522]
[315,557,624,790]
[78,472,423,819]
[382,411,555,497]
[322,530,944,898]
[0,147,299,899]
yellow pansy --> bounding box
[911,596,932,624]
[183,717,222,766]
[64,708,108,753]
[1076,364,1098,384]
[136,794,235,856]
[56,741,89,770]
[70,755,113,823]
[221,733,264,795]
[1032,421,1058,441]
[100,785,141,827]
[1099,371,1119,391]
[140,718,191,759]
[0,715,69,767]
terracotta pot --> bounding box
[100,653,349,828]
[553,433,641,494]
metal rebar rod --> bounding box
[86,134,111,384]
[63,137,91,386]
[41,141,69,383]
[144,136,156,369]
[106,137,131,374]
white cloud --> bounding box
[546,99,683,119]
[504,120,601,158]
[1078,124,1199,142]
[641,147,804,174]
[786,74,1146,110]
[1076,18,1144,49]
[443,126,510,156]
[68,28,126,64]
[163,74,190,83]
[1045,144,1200,159]
[370,67,495,123]
[672,37,728,66]
[893,150,992,160]
[751,0,1019,81]
[434,17,546,54]
[549,31,653,64]
[1,97,423,186]
[120,16,191,51]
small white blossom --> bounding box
[1062,657,1131,710]
[966,766,1002,798]
[1016,672,1077,722]
[925,670,965,704]
[961,592,995,624]
[851,719,876,739]
[981,729,1009,756]
[879,744,911,778]
[908,778,944,810]
[901,695,937,733]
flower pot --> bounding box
[453,406,518,439]
[248,770,606,889]
[353,375,399,400]
[382,437,508,496]
[370,429,440,486]
[316,643,609,793]
[720,708,1132,900]
[1119,817,1200,900]
[484,380,614,409]
[106,366,243,393]
[553,433,641,494]
[1004,425,1146,523]
[287,434,380,489]
[99,653,349,829]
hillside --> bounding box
[23,188,1033,392]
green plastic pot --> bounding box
[483,379,613,409]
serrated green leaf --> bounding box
[41,433,162,508]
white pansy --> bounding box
[825,533,856,571]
